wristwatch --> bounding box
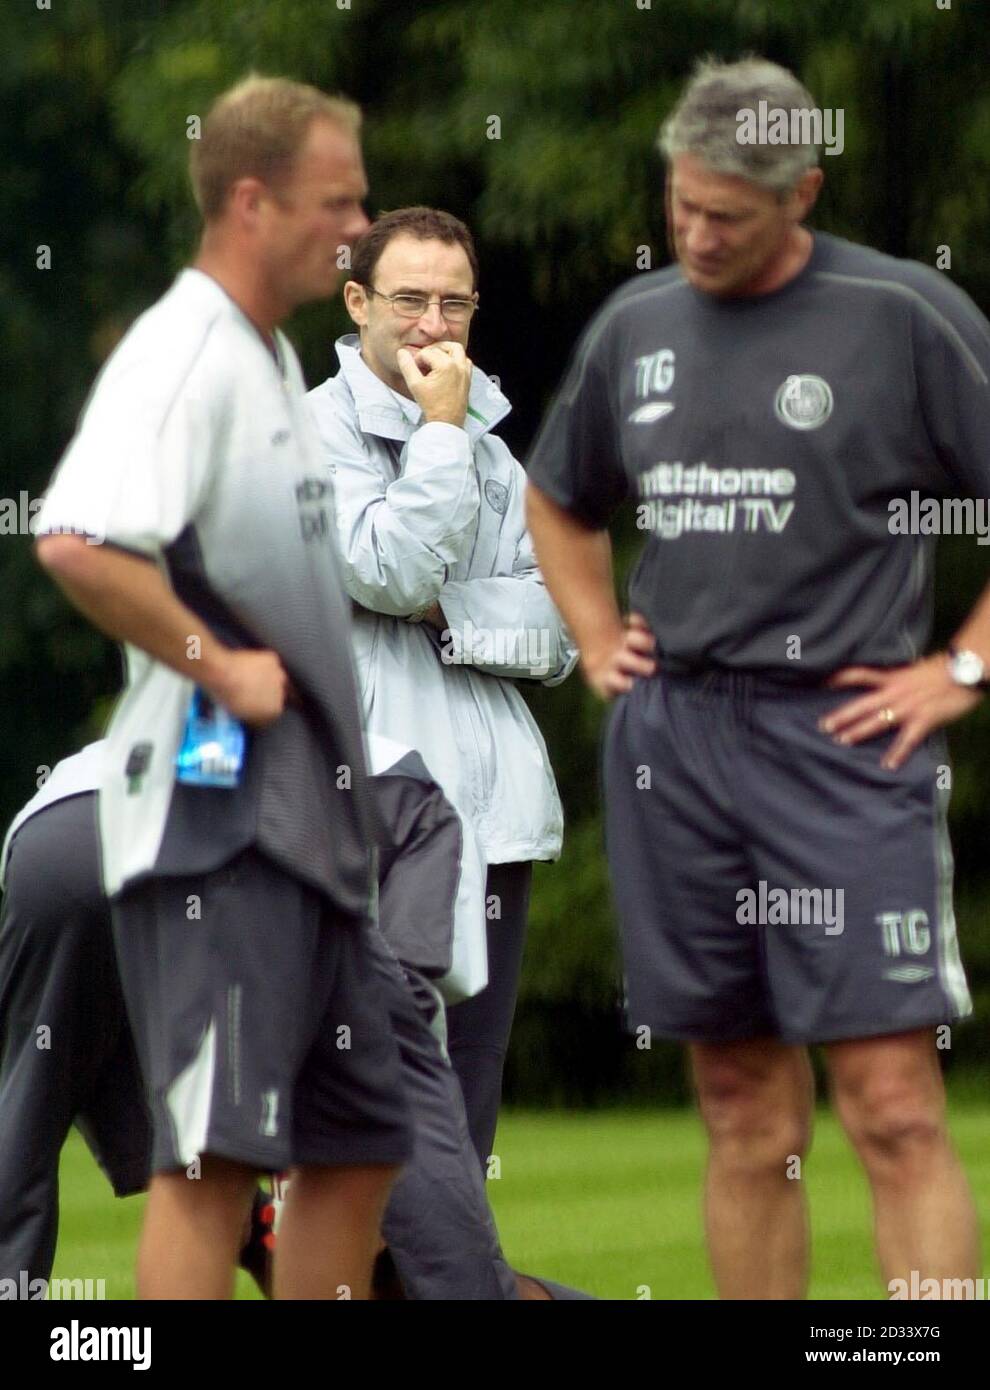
[947,645,990,691]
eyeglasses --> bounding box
[364,286,478,323]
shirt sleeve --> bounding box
[912,277,990,498]
[525,301,630,529]
[437,454,578,683]
[35,355,219,555]
[307,388,480,616]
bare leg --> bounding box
[516,1274,553,1300]
[691,1038,815,1300]
[274,1163,400,1300]
[827,1029,980,1293]
[137,1156,256,1300]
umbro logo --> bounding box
[628,402,675,425]
[883,964,935,984]
[270,429,291,446]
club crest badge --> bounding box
[484,479,509,514]
[774,374,834,431]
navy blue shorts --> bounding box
[603,671,972,1046]
[112,849,413,1175]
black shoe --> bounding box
[372,1248,406,1300]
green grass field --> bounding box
[51,1103,990,1300]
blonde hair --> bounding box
[190,74,361,221]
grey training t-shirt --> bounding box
[526,231,990,678]
[37,269,377,912]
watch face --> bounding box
[951,649,986,686]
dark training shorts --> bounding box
[604,671,972,1046]
[0,796,149,1283]
[111,849,412,1175]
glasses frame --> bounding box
[363,284,479,322]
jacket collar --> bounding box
[333,334,511,445]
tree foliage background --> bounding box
[2,0,989,1101]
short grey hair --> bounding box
[658,56,821,195]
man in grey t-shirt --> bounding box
[526,57,988,1297]
[35,77,413,1301]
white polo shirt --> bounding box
[37,269,376,910]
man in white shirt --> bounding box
[308,208,576,1167]
[34,76,412,1301]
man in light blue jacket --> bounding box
[308,207,576,1167]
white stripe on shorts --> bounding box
[933,774,972,1018]
[166,1019,218,1167]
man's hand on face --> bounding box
[819,653,983,770]
[205,649,294,729]
[582,611,658,701]
[396,342,472,428]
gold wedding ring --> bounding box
[878,706,895,725]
